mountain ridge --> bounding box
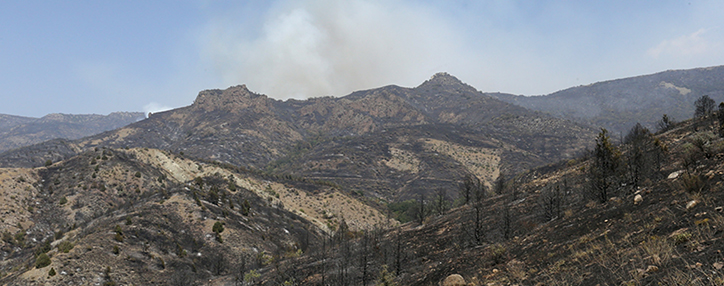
[490,65,724,134]
[0,74,595,202]
[0,111,145,153]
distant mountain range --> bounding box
[0,73,594,201]
[0,112,145,152]
[490,65,724,134]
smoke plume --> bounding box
[202,0,471,99]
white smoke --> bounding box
[201,0,471,99]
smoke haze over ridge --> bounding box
[202,0,471,100]
[1,0,723,116]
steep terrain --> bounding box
[0,112,145,153]
[251,105,724,286]
[491,65,724,134]
[0,147,390,285]
[0,74,594,203]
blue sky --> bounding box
[1,0,723,117]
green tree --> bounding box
[35,253,51,268]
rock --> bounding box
[634,194,643,205]
[440,274,466,286]
[686,200,698,210]
[668,170,684,179]
[646,265,659,273]
[716,206,723,212]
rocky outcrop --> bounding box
[440,274,466,286]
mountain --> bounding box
[256,105,724,285]
[0,73,595,202]
[490,65,724,134]
[0,112,145,153]
[2,71,724,285]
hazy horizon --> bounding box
[2,0,723,117]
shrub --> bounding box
[134,171,141,178]
[125,217,132,225]
[681,173,707,193]
[48,267,56,276]
[112,245,120,255]
[114,225,123,235]
[35,240,51,256]
[44,160,52,167]
[241,199,251,216]
[490,244,507,264]
[59,196,67,205]
[54,230,64,240]
[35,253,51,268]
[114,233,124,243]
[58,241,74,253]
[212,221,225,234]
[672,232,691,245]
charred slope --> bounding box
[491,65,724,134]
[258,108,724,285]
[0,147,326,285]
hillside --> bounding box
[0,73,595,202]
[491,65,724,134]
[250,102,724,285]
[0,112,145,153]
[0,146,391,285]
[2,71,724,285]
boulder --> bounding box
[634,194,643,205]
[440,274,466,286]
[646,265,659,273]
[686,200,698,210]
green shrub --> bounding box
[490,244,507,264]
[58,241,74,253]
[125,217,132,225]
[44,160,52,167]
[34,240,51,256]
[241,199,251,216]
[114,233,124,243]
[112,245,120,255]
[672,232,692,245]
[114,225,123,235]
[48,267,56,276]
[59,196,67,205]
[213,221,224,234]
[54,230,64,240]
[35,253,51,268]
[134,171,141,178]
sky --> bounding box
[1,0,723,117]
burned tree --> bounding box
[459,174,479,205]
[694,95,716,119]
[472,182,487,245]
[433,188,449,216]
[589,129,621,203]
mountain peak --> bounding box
[422,72,465,86]
[193,84,270,112]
